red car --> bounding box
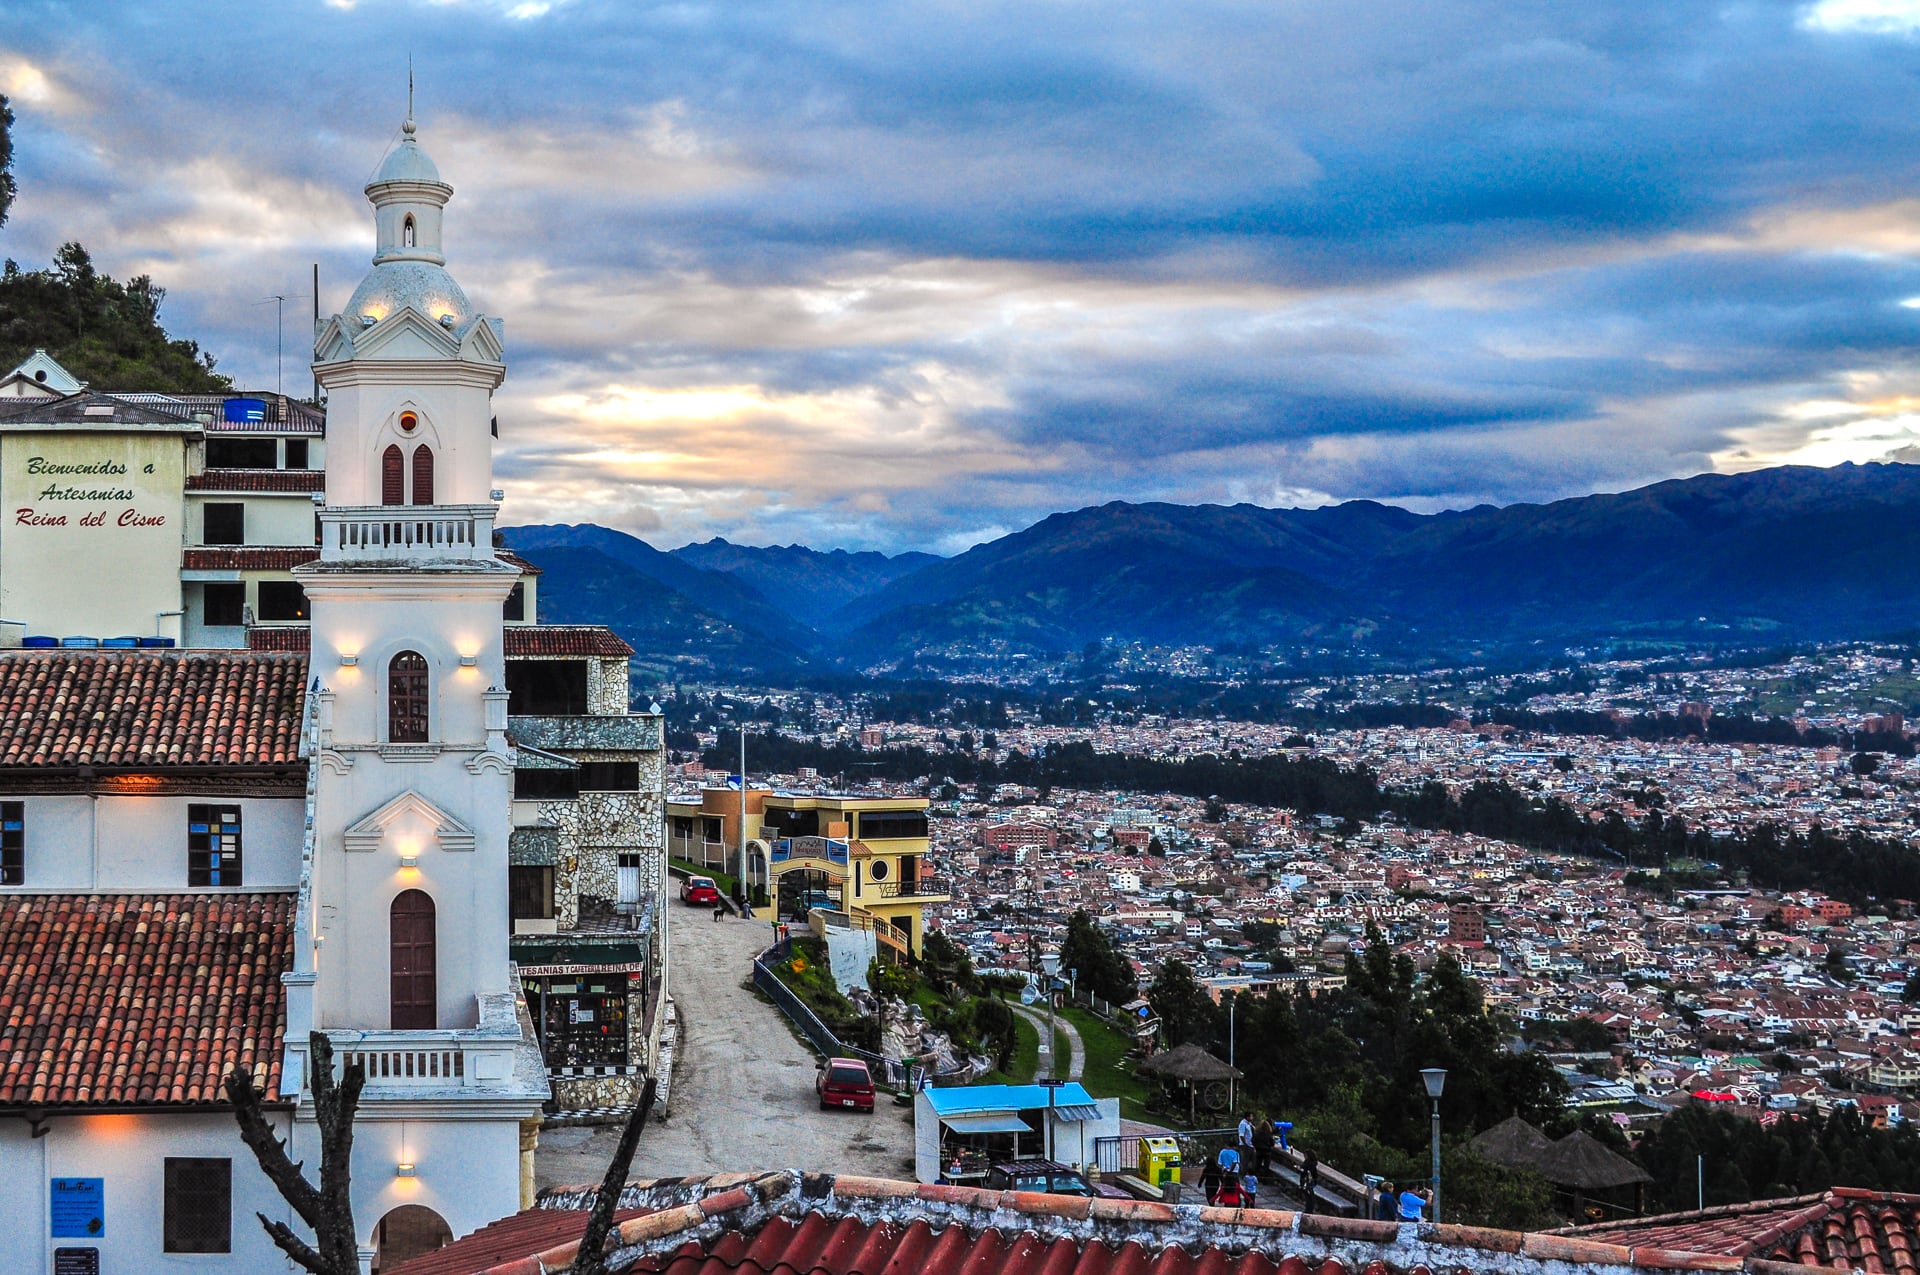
[816,1057,875,1112]
[680,876,720,906]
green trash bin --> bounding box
[1138,1136,1183,1187]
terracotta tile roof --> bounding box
[185,469,327,493]
[426,1171,1840,1275]
[499,550,544,576]
[183,546,321,571]
[0,651,309,767]
[1563,1188,1920,1269]
[386,1209,653,1275]
[0,893,294,1106]
[505,626,632,658]
[248,627,312,652]
[243,626,630,658]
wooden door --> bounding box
[390,889,437,1029]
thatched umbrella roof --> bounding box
[1136,1042,1243,1081]
[1472,1115,1555,1170]
[1534,1130,1653,1190]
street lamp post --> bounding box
[1421,1068,1447,1224]
[1041,950,1062,1162]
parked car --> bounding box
[816,1057,875,1112]
[983,1160,1130,1199]
[680,876,721,906]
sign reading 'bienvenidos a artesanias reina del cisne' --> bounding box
[0,431,187,638]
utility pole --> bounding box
[738,728,748,911]
[271,295,285,397]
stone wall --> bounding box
[588,656,629,715]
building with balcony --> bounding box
[666,788,946,958]
[0,115,658,1273]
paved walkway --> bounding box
[1009,1003,1084,1080]
[535,906,912,1189]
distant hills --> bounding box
[502,462,1920,676]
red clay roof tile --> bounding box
[243,625,631,658]
[185,469,327,493]
[1567,1189,1920,1269]
[0,652,307,768]
[0,893,293,1106]
[183,546,320,570]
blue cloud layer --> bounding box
[4,0,1920,551]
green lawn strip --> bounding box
[670,857,738,896]
[1058,1006,1160,1123]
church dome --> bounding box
[368,120,447,190]
[344,259,476,334]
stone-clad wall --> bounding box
[588,656,629,715]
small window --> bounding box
[411,444,435,505]
[0,801,22,885]
[257,581,309,622]
[857,811,929,841]
[284,439,309,470]
[188,804,242,887]
[203,502,244,545]
[509,865,554,920]
[202,583,245,628]
[514,769,580,800]
[403,215,417,248]
[399,411,418,434]
[505,661,588,714]
[671,817,693,840]
[205,438,277,469]
[388,651,429,743]
[578,761,640,791]
[503,581,525,622]
[164,1157,231,1253]
[381,444,405,506]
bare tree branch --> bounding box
[229,1031,367,1275]
[569,1078,657,1275]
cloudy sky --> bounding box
[6,1,1920,554]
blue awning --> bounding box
[942,1114,1033,1135]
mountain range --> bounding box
[500,462,1920,677]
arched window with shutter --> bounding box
[411,444,435,506]
[388,650,429,743]
[381,445,404,506]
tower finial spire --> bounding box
[405,56,415,135]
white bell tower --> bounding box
[284,113,545,1256]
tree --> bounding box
[1058,909,1134,1004]
[567,1080,657,1275]
[1852,752,1882,777]
[0,243,231,390]
[1148,957,1219,1048]
[226,1032,365,1275]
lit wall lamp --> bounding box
[399,853,419,868]
[339,654,359,668]
[459,654,478,668]
[395,1162,416,1178]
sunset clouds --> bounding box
[5,1,1920,550]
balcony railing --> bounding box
[318,504,501,564]
[869,875,949,901]
[290,990,529,1094]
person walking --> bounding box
[1299,1148,1318,1204]
[1252,1116,1275,1176]
[1200,1156,1223,1204]
[1237,1112,1255,1165]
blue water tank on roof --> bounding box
[21,636,56,648]
[138,637,176,648]
[102,636,139,648]
[60,636,100,648]
[224,397,267,423]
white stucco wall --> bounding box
[304,572,518,1032]
[318,378,499,509]
[0,793,304,892]
[185,493,316,546]
[0,1110,299,1273]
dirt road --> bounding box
[536,906,913,1189]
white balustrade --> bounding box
[318,504,500,563]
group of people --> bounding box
[1370,1179,1431,1222]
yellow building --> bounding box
[667,788,946,958]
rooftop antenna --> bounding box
[408,55,415,128]
[254,295,287,397]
